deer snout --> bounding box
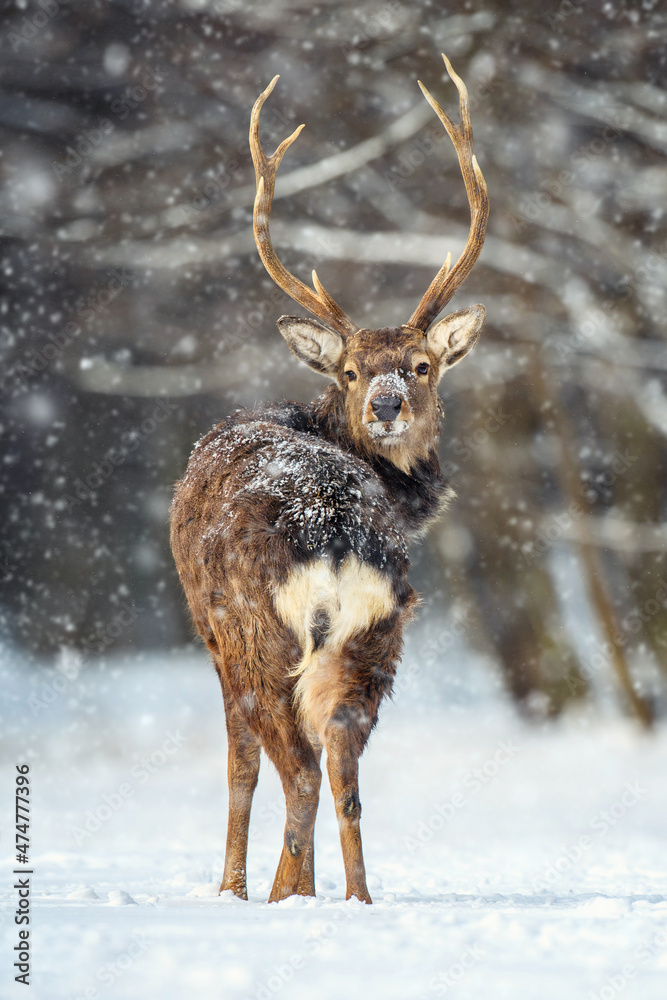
[371,396,403,421]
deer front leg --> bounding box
[325,719,372,904]
[220,693,261,900]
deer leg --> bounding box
[268,746,321,903]
[295,746,322,897]
[219,688,261,900]
[296,840,316,897]
[325,716,372,904]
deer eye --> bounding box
[345,370,357,382]
[415,362,429,376]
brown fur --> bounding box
[170,59,488,904]
[338,328,443,475]
[168,312,486,903]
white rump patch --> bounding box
[273,555,396,740]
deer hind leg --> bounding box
[272,553,412,903]
[219,681,261,900]
[296,840,316,898]
[325,710,373,904]
[295,745,322,897]
[264,737,322,903]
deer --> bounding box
[170,54,488,904]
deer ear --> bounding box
[277,316,345,378]
[426,305,485,381]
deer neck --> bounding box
[309,386,451,535]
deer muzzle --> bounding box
[371,396,403,421]
[366,396,411,441]
[364,374,413,441]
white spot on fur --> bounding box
[368,419,409,440]
[273,555,396,740]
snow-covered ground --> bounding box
[2,643,666,1000]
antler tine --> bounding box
[250,76,358,339]
[407,54,489,332]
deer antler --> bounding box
[407,54,489,332]
[250,76,359,339]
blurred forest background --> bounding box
[1,0,666,725]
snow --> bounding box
[363,369,414,416]
[2,645,667,999]
[189,418,408,565]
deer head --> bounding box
[250,54,489,473]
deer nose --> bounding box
[371,396,403,421]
